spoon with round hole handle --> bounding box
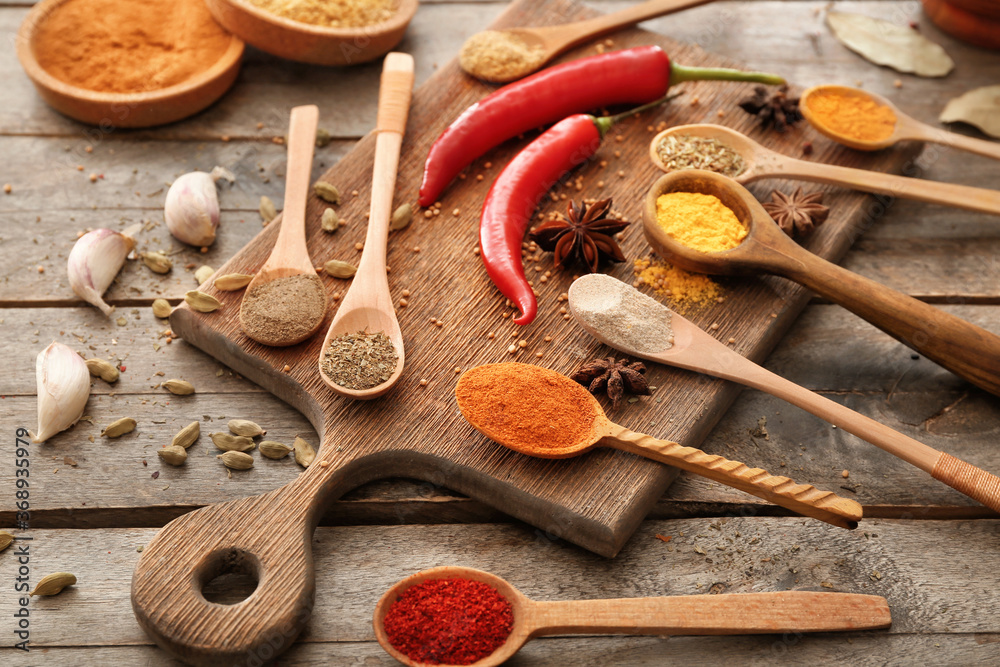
[800,84,1000,159]
[649,123,1000,216]
[373,566,892,667]
[646,169,1000,398]
[460,0,717,82]
[318,53,413,399]
[239,105,328,346]
[457,363,862,529]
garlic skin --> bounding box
[67,227,138,316]
[165,171,221,247]
[32,342,90,443]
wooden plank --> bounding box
[2,519,1000,648]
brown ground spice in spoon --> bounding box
[456,363,596,454]
[240,273,326,345]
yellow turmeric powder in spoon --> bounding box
[655,192,747,254]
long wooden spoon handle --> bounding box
[548,0,716,49]
[265,105,318,271]
[917,126,1000,161]
[604,425,861,529]
[778,156,1000,216]
[933,452,1000,513]
[772,244,1000,397]
[528,591,891,635]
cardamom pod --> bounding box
[390,203,413,231]
[0,530,13,553]
[259,440,293,460]
[163,379,195,395]
[218,451,254,470]
[323,260,357,279]
[30,572,76,597]
[211,432,256,452]
[214,273,254,291]
[315,128,332,148]
[321,208,339,232]
[85,358,119,383]
[141,251,173,274]
[194,265,214,285]
[152,298,173,319]
[313,182,341,205]
[171,421,200,449]
[158,445,187,465]
[228,419,265,438]
[185,290,221,313]
[102,416,136,438]
[294,436,316,468]
[260,195,277,223]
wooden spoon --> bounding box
[373,566,892,667]
[460,0,717,82]
[318,53,414,399]
[239,105,327,347]
[649,123,1000,216]
[457,363,862,529]
[640,169,1000,398]
[801,84,1000,158]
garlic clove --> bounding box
[165,171,221,247]
[32,342,90,443]
[67,227,137,316]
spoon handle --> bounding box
[681,326,1000,514]
[604,424,861,528]
[910,123,1000,161]
[777,156,1000,216]
[545,0,716,50]
[527,591,891,635]
[265,105,319,272]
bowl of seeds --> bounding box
[205,0,419,66]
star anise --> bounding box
[738,85,803,132]
[528,198,629,273]
[570,356,650,409]
[762,187,830,237]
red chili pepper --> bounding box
[480,96,674,326]
[419,45,784,207]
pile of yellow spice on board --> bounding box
[245,0,397,28]
[633,256,722,306]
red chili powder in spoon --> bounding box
[383,578,514,665]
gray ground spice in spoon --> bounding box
[240,273,326,345]
[321,330,398,390]
[569,274,675,354]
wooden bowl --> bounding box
[922,0,1000,49]
[204,0,419,66]
[16,0,245,128]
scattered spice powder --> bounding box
[383,578,514,665]
[321,330,397,390]
[459,30,546,82]
[655,192,746,254]
[655,135,746,178]
[240,273,327,346]
[633,256,720,305]
[456,363,596,454]
[570,274,674,355]
[804,90,897,142]
[34,0,233,94]
[244,0,397,28]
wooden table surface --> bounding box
[3,0,1000,664]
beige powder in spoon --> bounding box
[569,274,674,354]
[459,31,546,82]
[241,273,326,345]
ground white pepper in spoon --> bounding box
[569,273,674,354]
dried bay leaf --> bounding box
[940,85,1000,139]
[827,12,954,77]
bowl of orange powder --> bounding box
[16,0,245,128]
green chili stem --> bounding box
[669,63,786,87]
[592,92,683,137]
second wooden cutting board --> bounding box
[168,0,920,557]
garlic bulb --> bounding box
[32,342,90,443]
[67,226,138,316]
[164,167,233,247]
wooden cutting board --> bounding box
[169,0,920,558]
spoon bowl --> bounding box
[801,84,1000,159]
[239,105,327,347]
[648,123,1000,215]
[374,565,892,667]
[317,53,414,399]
